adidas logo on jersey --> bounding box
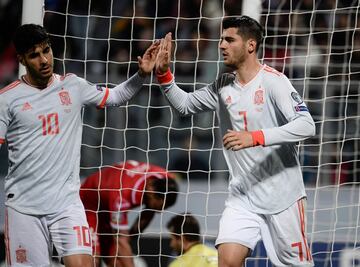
[21,102,32,111]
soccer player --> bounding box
[166,213,217,267]
[156,16,315,266]
[0,24,160,267]
[80,160,178,267]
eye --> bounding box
[43,47,50,53]
[28,53,38,59]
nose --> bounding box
[40,53,48,63]
[219,40,225,50]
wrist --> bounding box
[156,68,173,84]
[138,69,146,78]
[250,130,265,146]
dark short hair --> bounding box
[13,24,50,54]
[222,16,263,52]
[151,177,178,209]
[167,213,200,242]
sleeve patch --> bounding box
[96,85,104,91]
[291,92,303,104]
[294,105,309,112]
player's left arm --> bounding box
[260,75,316,146]
[104,40,160,107]
[223,75,315,151]
[129,209,155,236]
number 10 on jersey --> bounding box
[38,113,59,135]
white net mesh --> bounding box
[42,0,360,266]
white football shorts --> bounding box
[216,197,314,266]
[4,200,92,266]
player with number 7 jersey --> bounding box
[156,16,315,267]
[0,24,159,267]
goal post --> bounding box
[19,0,45,77]
[19,0,360,266]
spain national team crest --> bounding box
[16,246,27,263]
[254,88,264,105]
[59,90,72,106]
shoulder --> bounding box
[55,73,95,92]
[262,65,282,77]
[261,65,292,90]
[0,80,22,96]
[261,65,285,83]
[195,244,217,254]
[55,73,77,81]
[54,73,87,86]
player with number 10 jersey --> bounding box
[0,24,159,266]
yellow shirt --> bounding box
[169,243,218,267]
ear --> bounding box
[17,54,25,66]
[248,39,257,54]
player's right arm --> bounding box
[0,95,10,149]
[156,32,218,115]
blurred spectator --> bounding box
[166,213,218,267]
[80,160,178,267]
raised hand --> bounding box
[223,130,254,151]
[156,32,172,74]
[137,40,160,77]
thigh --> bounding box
[218,243,249,267]
[216,204,262,250]
[216,204,262,266]
[263,198,314,266]
[5,207,52,267]
[49,201,92,258]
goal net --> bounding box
[40,0,360,266]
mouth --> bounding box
[40,66,52,74]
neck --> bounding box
[23,74,52,89]
[235,58,262,85]
[183,241,200,252]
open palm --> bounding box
[156,32,172,74]
[137,41,160,75]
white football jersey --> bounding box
[162,64,315,213]
[0,72,143,215]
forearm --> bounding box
[106,72,145,106]
[262,115,315,146]
[114,237,135,267]
[162,82,216,115]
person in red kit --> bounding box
[80,160,178,267]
